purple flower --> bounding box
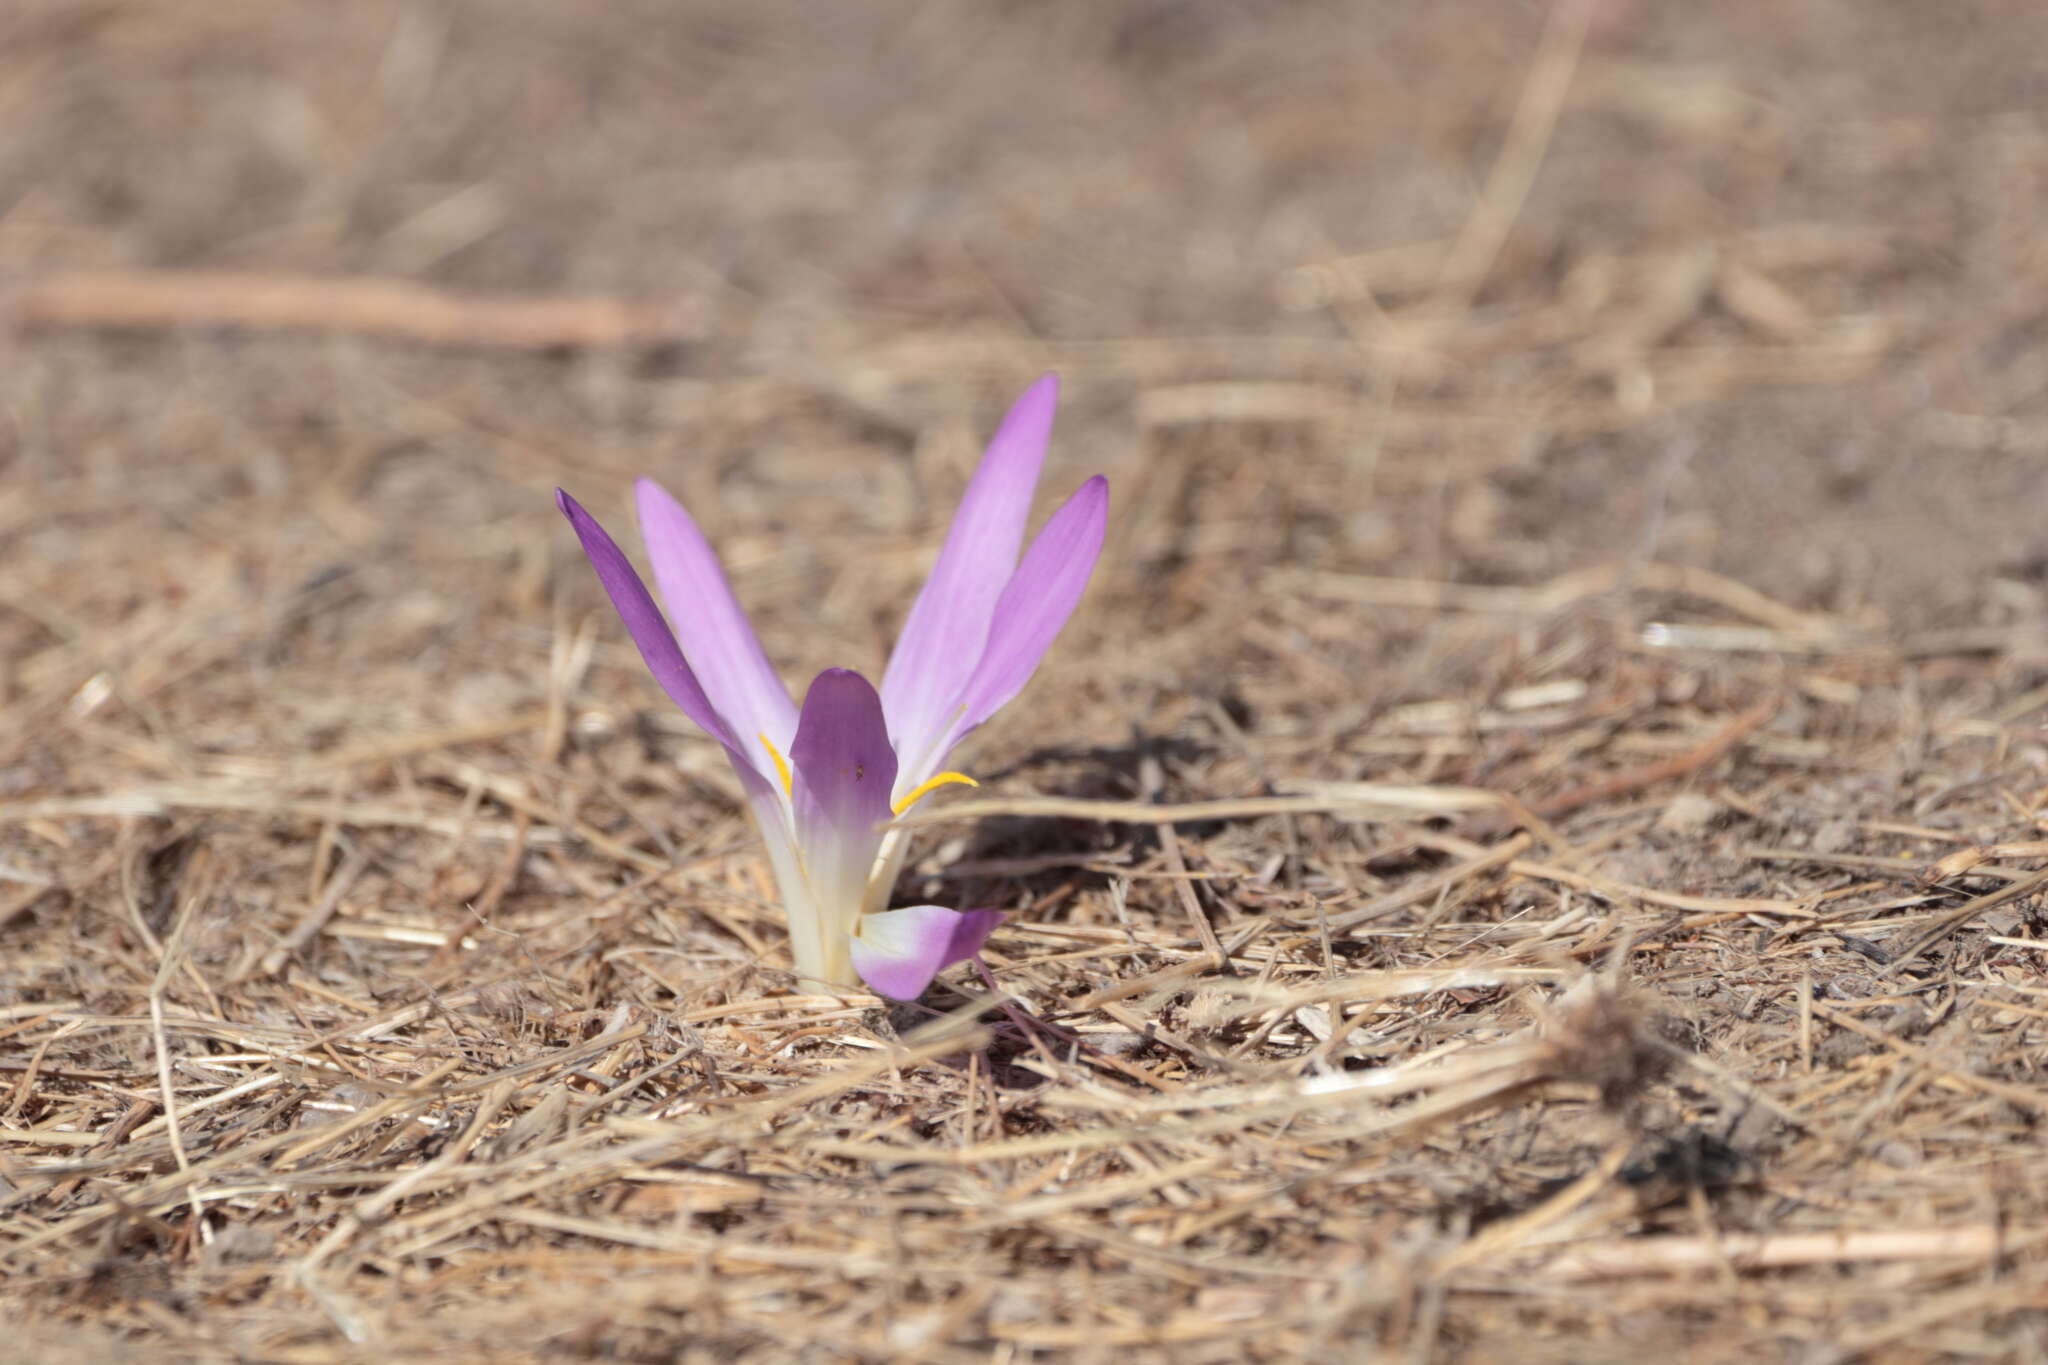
[557,375,1107,997]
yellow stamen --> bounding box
[758,732,794,797]
[891,771,979,815]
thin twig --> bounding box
[7,270,700,351]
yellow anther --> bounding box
[758,732,794,797]
[891,771,979,815]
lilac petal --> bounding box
[935,474,1108,759]
[557,489,737,751]
[788,668,900,930]
[850,906,1005,1000]
[881,375,1059,766]
[636,478,797,769]
[559,489,794,865]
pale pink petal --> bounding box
[849,906,1004,1000]
[636,478,797,773]
[882,375,1058,776]
[559,488,805,876]
[930,475,1108,763]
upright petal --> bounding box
[557,489,737,750]
[849,906,1004,1000]
[930,475,1108,763]
[881,375,1059,766]
[788,669,900,954]
[790,669,899,836]
[636,478,798,772]
[560,489,795,884]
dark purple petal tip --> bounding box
[790,667,900,831]
[556,485,734,748]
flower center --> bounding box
[755,732,976,814]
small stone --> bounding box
[1809,819,1858,854]
[1656,792,1723,834]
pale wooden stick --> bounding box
[7,269,699,351]
[1540,1225,2004,1280]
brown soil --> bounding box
[7,1,2048,1359]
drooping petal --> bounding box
[556,489,737,751]
[928,474,1108,764]
[881,375,1059,771]
[787,668,900,964]
[636,478,797,775]
[849,906,1004,1000]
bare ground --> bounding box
[7,1,2048,1360]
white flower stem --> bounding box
[749,805,861,990]
[862,827,914,919]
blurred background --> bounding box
[7,2,2046,648]
[5,0,2048,828]
[7,1,2048,1354]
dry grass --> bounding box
[8,1,2048,1359]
